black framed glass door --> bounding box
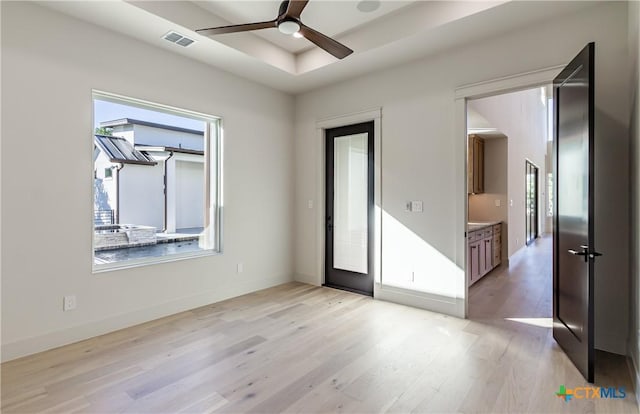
[525,160,539,245]
[325,121,374,296]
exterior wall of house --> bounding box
[294,1,630,353]
[130,124,203,151]
[118,163,164,231]
[174,159,204,230]
[109,125,134,145]
[93,152,118,220]
[1,1,294,361]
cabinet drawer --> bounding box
[482,229,492,239]
[467,231,478,242]
[492,224,501,235]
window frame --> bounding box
[92,90,223,273]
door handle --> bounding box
[568,245,603,262]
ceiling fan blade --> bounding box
[196,20,277,36]
[285,0,310,19]
[298,24,353,59]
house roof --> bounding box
[134,144,204,156]
[99,118,204,136]
[94,135,157,166]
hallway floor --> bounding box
[469,234,637,412]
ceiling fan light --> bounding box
[293,31,304,39]
[278,20,300,35]
[357,0,381,13]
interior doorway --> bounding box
[465,85,553,321]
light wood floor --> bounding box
[2,238,637,413]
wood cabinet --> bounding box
[492,224,502,266]
[467,135,484,194]
[468,222,502,286]
[482,237,493,275]
[469,240,481,283]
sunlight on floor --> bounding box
[505,317,553,328]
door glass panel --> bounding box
[333,133,368,273]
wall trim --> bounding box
[1,276,288,362]
[455,65,565,318]
[316,108,382,130]
[375,283,464,318]
[455,65,565,100]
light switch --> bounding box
[411,201,423,213]
[405,202,412,212]
[495,199,501,207]
[510,199,514,207]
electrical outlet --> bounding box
[237,263,243,273]
[411,201,423,213]
[63,295,76,311]
[308,199,313,209]
[495,199,501,207]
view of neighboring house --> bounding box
[94,119,205,234]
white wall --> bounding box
[628,0,640,397]
[468,136,508,261]
[469,88,548,258]
[1,2,294,361]
[294,1,630,353]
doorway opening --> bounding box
[466,85,553,321]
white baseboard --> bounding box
[374,283,465,318]
[293,272,321,286]
[1,276,290,362]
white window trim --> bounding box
[91,90,223,273]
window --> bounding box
[92,91,222,271]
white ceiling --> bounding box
[193,1,414,53]
[39,1,601,94]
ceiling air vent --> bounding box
[163,31,195,47]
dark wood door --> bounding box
[553,42,601,383]
[325,121,374,296]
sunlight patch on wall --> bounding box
[381,211,461,299]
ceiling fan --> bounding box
[196,0,354,59]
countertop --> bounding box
[467,221,502,232]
